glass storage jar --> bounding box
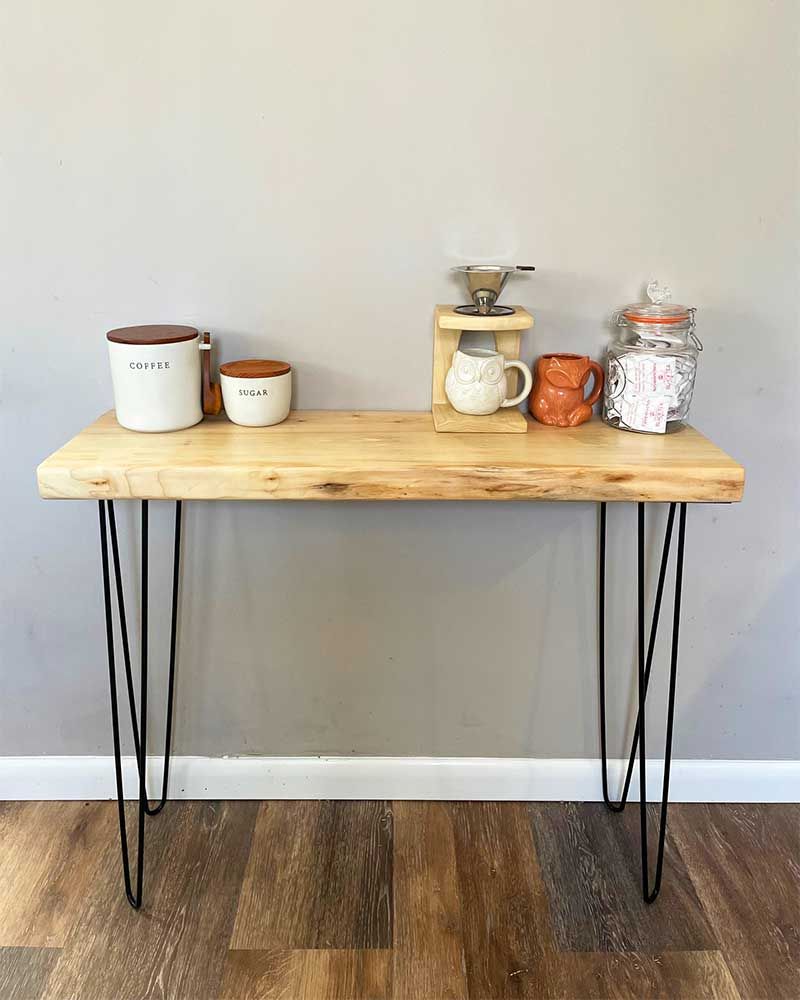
[603,286,701,434]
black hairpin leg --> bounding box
[98,498,182,909]
[598,500,687,903]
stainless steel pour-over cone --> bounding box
[452,264,535,316]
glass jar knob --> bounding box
[646,279,672,305]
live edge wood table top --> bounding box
[37,410,744,503]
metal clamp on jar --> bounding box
[603,281,702,434]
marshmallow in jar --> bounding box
[219,359,292,426]
[107,325,203,432]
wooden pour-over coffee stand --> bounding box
[432,305,533,433]
[36,303,744,911]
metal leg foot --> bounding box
[98,498,182,909]
[598,501,687,903]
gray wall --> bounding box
[2,1,798,761]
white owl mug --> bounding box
[445,348,533,416]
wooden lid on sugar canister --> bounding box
[219,359,291,378]
[107,325,199,345]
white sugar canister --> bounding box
[219,359,292,426]
[107,325,203,432]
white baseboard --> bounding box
[0,755,797,802]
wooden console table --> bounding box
[37,410,744,909]
[38,409,743,502]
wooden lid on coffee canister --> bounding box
[219,359,291,378]
[106,325,199,345]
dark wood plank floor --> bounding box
[0,801,796,999]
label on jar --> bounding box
[617,355,677,433]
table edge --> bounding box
[35,410,746,503]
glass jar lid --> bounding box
[621,302,692,325]
[621,280,692,325]
[616,280,701,350]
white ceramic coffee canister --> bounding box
[219,359,292,427]
[445,347,532,416]
[107,325,203,432]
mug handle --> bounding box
[584,360,605,408]
[501,360,533,408]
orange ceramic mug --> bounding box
[529,353,604,427]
